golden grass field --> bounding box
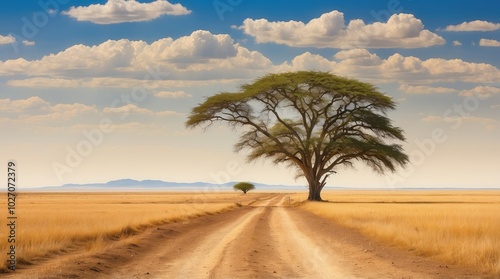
[296,190,500,275]
[0,192,270,271]
[1,190,499,276]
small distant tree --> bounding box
[233,182,255,194]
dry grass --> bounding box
[296,190,500,275]
[0,192,266,271]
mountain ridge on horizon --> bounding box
[36,178,308,191]
[22,179,498,192]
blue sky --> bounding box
[0,0,499,188]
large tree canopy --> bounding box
[186,71,408,201]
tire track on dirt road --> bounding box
[163,207,264,278]
[124,194,351,279]
[269,207,354,279]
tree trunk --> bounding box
[307,181,323,201]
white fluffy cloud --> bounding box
[63,0,191,24]
[460,86,500,99]
[333,49,383,68]
[479,39,500,47]
[443,20,500,31]
[399,84,500,98]
[239,11,445,49]
[0,30,273,83]
[25,103,98,123]
[0,39,142,76]
[452,41,462,46]
[280,52,336,72]
[418,57,499,83]
[0,97,98,124]
[0,34,15,45]
[133,30,239,65]
[0,97,50,113]
[399,84,456,94]
[0,97,180,127]
[1,32,498,88]
[277,49,500,84]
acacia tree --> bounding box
[186,71,408,201]
[233,182,255,194]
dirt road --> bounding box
[5,194,483,279]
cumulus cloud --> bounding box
[0,39,141,77]
[63,0,191,24]
[135,30,239,64]
[452,40,462,46]
[1,33,498,88]
[0,97,50,113]
[0,34,15,45]
[0,30,273,83]
[0,97,98,124]
[282,52,336,72]
[399,84,456,94]
[399,84,500,97]
[333,48,382,65]
[239,11,445,48]
[459,86,500,99]
[277,49,500,84]
[479,38,500,47]
[443,20,500,31]
[155,91,192,98]
[0,97,180,128]
[418,57,499,83]
[25,103,98,123]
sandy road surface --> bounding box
[3,194,484,279]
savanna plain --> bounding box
[0,190,498,278]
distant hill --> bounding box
[26,179,309,192]
[18,180,498,192]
